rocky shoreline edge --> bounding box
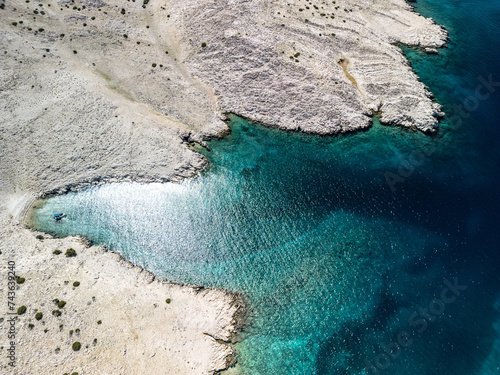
[1,199,248,374]
[11,146,248,374]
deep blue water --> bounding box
[34,0,500,374]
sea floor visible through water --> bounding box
[34,0,500,374]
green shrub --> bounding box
[16,276,25,284]
[69,329,74,335]
[35,312,43,320]
[201,42,207,48]
[152,63,157,67]
[58,300,66,308]
[53,250,62,255]
[97,320,102,325]
[73,281,80,287]
[17,306,26,315]
[38,28,44,32]
[65,248,77,257]
[36,235,44,240]
[120,8,125,14]
[72,342,81,351]
[52,310,61,317]
[165,298,171,304]
[28,323,34,329]
[123,34,128,38]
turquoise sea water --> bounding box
[34,0,500,374]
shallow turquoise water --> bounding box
[34,0,500,374]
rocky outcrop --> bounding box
[0,209,246,375]
[175,0,447,133]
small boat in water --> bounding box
[53,213,66,221]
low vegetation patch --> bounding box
[17,306,27,315]
[65,248,77,257]
[72,342,81,351]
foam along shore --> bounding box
[0,0,446,372]
[0,201,246,375]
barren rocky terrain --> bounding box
[0,212,245,374]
